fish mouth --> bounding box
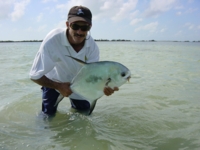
[127,76,131,82]
[125,71,131,82]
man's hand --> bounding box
[57,82,73,97]
[104,87,119,96]
[31,76,73,97]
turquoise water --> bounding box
[0,41,200,150]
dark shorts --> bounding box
[41,87,90,115]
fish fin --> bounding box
[105,78,111,86]
[88,99,98,115]
[85,55,88,61]
[66,55,87,65]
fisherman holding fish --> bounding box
[29,6,119,116]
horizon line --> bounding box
[0,39,200,43]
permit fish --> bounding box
[68,56,131,114]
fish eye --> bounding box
[121,72,126,77]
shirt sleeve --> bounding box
[29,45,55,80]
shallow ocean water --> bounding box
[0,41,200,150]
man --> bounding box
[29,6,118,116]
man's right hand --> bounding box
[31,76,73,97]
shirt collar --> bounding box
[61,29,70,46]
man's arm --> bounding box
[31,76,72,97]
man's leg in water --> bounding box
[41,87,64,116]
[41,87,96,116]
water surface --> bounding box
[0,41,200,150]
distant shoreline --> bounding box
[0,39,200,43]
[0,40,43,43]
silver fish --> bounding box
[69,56,131,114]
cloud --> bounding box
[129,10,140,19]
[0,0,14,20]
[100,1,113,10]
[176,11,182,15]
[54,20,66,28]
[0,0,30,21]
[130,18,143,26]
[96,0,138,21]
[25,26,33,31]
[38,24,47,32]
[134,22,158,32]
[185,8,198,14]
[55,0,138,22]
[188,0,194,3]
[42,0,57,3]
[160,28,166,32]
[175,30,182,36]
[144,0,177,17]
[37,13,43,22]
[174,5,184,10]
[185,22,194,30]
[111,0,138,21]
[55,0,96,13]
[10,0,30,21]
[56,4,68,12]
[189,25,194,30]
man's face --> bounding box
[67,21,91,45]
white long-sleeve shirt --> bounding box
[29,28,99,99]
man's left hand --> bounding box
[104,87,119,96]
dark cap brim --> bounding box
[68,16,91,25]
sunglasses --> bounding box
[70,23,91,31]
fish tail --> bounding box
[88,99,98,115]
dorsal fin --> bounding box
[66,55,87,65]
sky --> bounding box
[0,0,200,41]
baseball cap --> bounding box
[68,6,92,25]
